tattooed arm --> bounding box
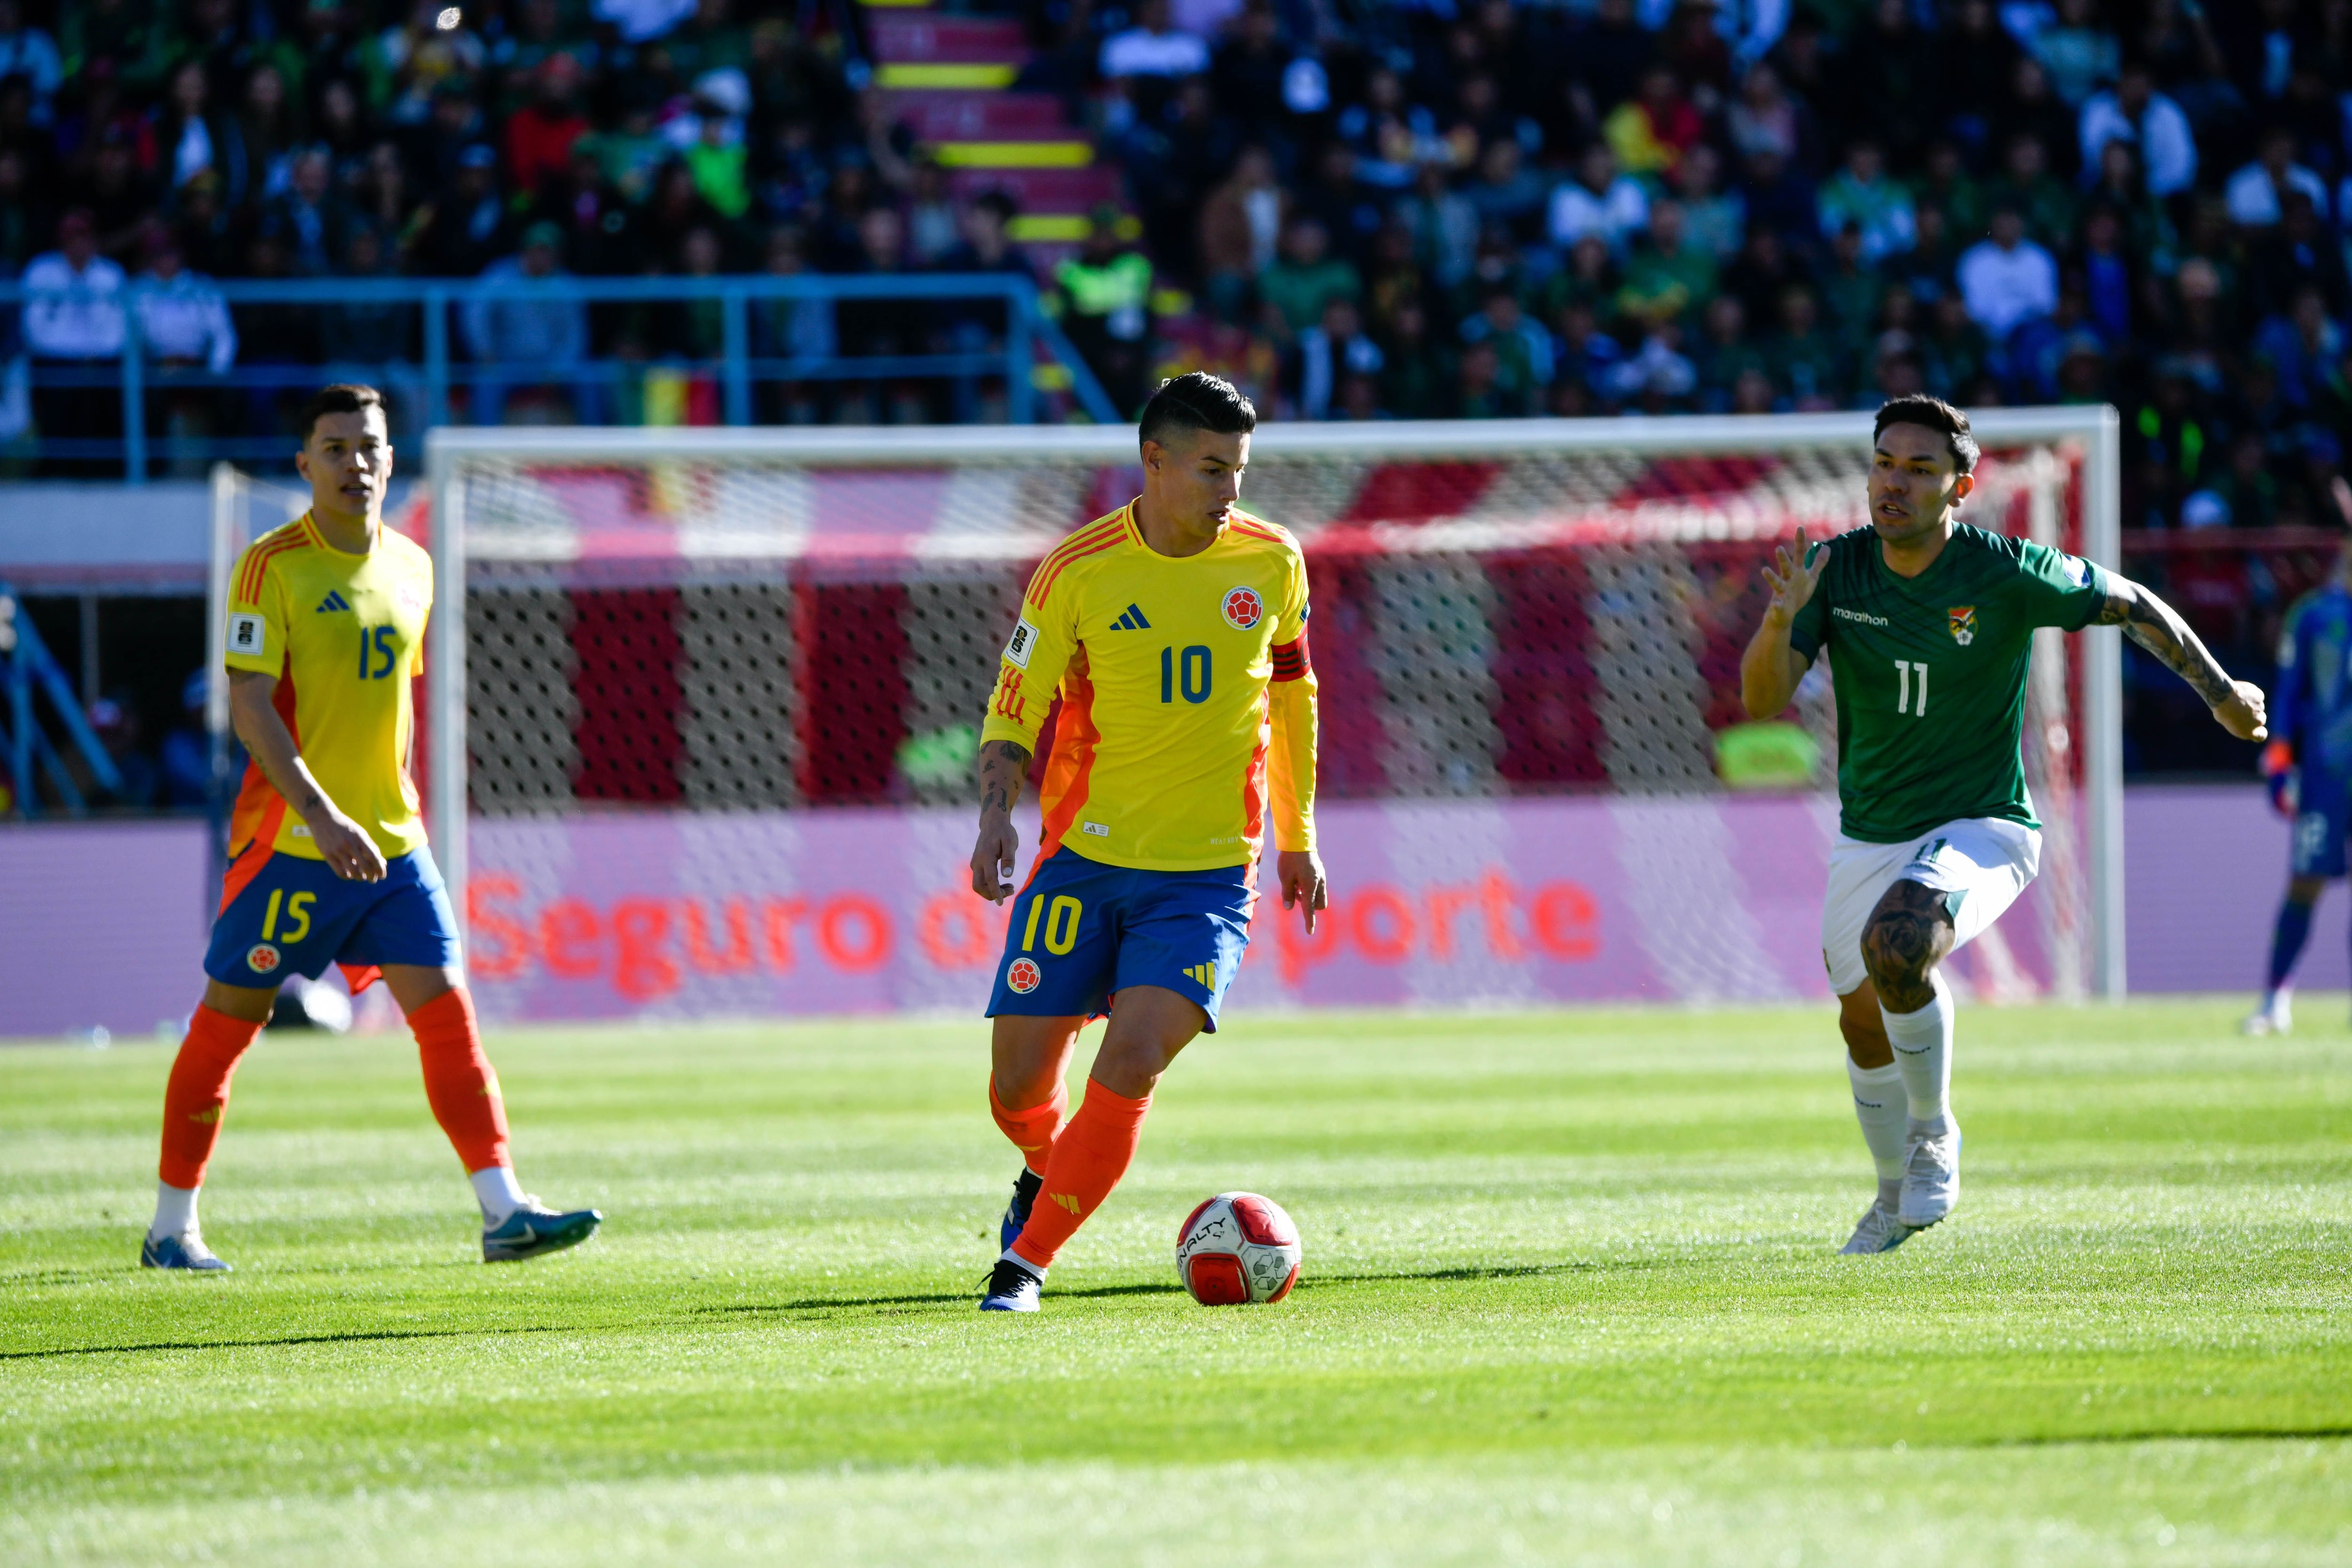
[2093,578,2268,741]
[969,740,1033,902]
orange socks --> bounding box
[990,1076,1068,1175]
[410,987,511,1174]
[158,1005,267,1188]
[1009,1080,1152,1272]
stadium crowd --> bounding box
[2,0,2351,524]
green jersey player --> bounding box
[1740,396,2266,1254]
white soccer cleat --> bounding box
[2241,995,2292,1035]
[1839,1202,1915,1255]
[1898,1116,1962,1229]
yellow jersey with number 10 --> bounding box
[979,501,1319,874]
[222,511,433,862]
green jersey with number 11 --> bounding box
[1788,523,2112,844]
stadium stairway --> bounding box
[863,3,1119,260]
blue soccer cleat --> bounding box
[979,1255,1043,1312]
[482,1201,602,1263]
[1000,1166,1043,1251]
[141,1232,232,1272]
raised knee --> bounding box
[1859,914,1933,992]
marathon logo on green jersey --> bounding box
[1832,606,1890,627]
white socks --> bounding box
[1846,1060,1907,1210]
[149,1182,199,1242]
[1881,975,1955,1127]
[153,1172,529,1238]
[469,1165,527,1224]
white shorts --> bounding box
[1820,817,2042,996]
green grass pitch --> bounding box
[2,1002,2347,1566]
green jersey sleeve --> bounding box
[2011,540,2113,632]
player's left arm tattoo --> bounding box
[2094,577,2236,708]
[977,740,1032,818]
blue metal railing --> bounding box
[0,271,1121,482]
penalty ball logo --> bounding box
[246,943,282,974]
[1006,957,1041,994]
[1221,586,1263,631]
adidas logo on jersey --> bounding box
[1108,603,1152,630]
[1183,961,1217,990]
[315,591,352,613]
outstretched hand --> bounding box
[2213,678,2268,743]
[1760,526,1828,625]
[1278,848,1328,933]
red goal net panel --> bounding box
[424,424,2097,1020]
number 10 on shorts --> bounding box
[1895,659,1929,716]
[1021,895,1082,955]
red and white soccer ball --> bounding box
[1175,1192,1301,1305]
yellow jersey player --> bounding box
[969,372,1327,1312]
[142,384,600,1271]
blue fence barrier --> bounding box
[0,272,1121,482]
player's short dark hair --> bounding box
[1874,394,1979,476]
[1138,372,1256,452]
[298,383,388,443]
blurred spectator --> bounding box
[506,55,589,202]
[0,0,62,125]
[2078,62,2198,199]
[1052,209,1154,416]
[2023,0,2121,109]
[1548,144,1648,256]
[22,210,125,474]
[1817,140,1915,265]
[2226,126,2330,229]
[1616,199,1716,328]
[1287,297,1383,421]
[134,225,236,374]
[1102,0,1210,82]
[1670,144,1744,261]
[1957,208,2059,341]
[1604,65,1703,179]
[1259,215,1359,340]
[1459,288,1553,411]
[1986,133,2077,254]
[413,143,510,275]
[261,148,350,277]
[159,671,219,812]
[464,221,601,424]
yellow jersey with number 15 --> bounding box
[222,511,432,862]
[979,500,1319,874]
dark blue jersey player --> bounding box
[2249,552,2352,1034]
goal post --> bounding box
[421,408,2124,1013]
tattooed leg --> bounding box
[1859,879,1956,1012]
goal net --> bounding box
[413,413,2122,1023]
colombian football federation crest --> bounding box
[1006,957,1041,994]
[1222,585,1264,630]
[246,943,282,974]
[1948,605,1977,646]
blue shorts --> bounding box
[985,848,1255,1031]
[2292,771,2352,877]
[204,845,461,988]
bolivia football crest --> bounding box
[1948,606,1977,646]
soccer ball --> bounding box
[1175,1192,1301,1305]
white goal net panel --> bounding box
[418,415,2122,1020]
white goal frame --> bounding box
[422,408,2127,998]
